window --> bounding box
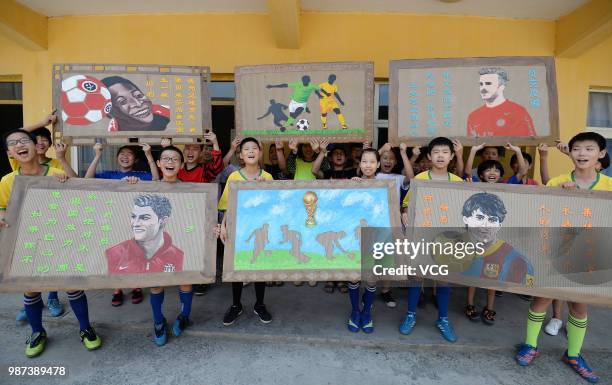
[586,89,612,177]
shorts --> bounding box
[289,99,308,113]
[320,99,339,114]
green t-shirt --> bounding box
[294,158,316,181]
[288,81,320,103]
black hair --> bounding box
[379,146,403,174]
[568,132,607,152]
[599,152,610,170]
[2,129,35,151]
[116,145,140,159]
[476,146,505,158]
[462,192,507,223]
[329,145,347,157]
[510,152,533,166]
[427,137,454,155]
[31,127,53,146]
[477,159,505,179]
[101,76,141,91]
[239,137,261,151]
[160,145,184,164]
[361,148,381,162]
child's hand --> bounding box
[214,224,222,239]
[362,141,372,150]
[141,143,152,155]
[411,147,421,158]
[379,142,392,153]
[471,142,486,153]
[41,110,57,126]
[560,182,577,189]
[204,131,218,145]
[54,142,68,159]
[537,143,548,157]
[256,175,266,181]
[505,142,521,153]
[231,137,242,152]
[399,142,408,152]
[351,176,362,181]
[319,139,329,152]
[220,223,228,244]
[309,139,320,153]
[452,139,463,154]
[274,140,284,150]
[55,174,69,183]
[93,142,103,157]
[160,138,172,147]
[288,138,298,152]
[125,176,140,184]
[555,140,570,155]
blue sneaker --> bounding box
[360,312,374,333]
[399,312,416,335]
[153,319,168,346]
[347,310,360,333]
[172,315,190,337]
[516,343,540,366]
[562,351,600,383]
[436,317,457,342]
[47,299,64,317]
[16,307,27,322]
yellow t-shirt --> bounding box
[9,157,64,172]
[402,170,463,208]
[546,172,612,191]
[319,82,338,103]
[0,166,65,210]
[217,169,273,211]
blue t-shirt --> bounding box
[506,175,520,184]
[95,170,153,181]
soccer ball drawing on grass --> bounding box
[61,75,112,125]
[296,119,310,131]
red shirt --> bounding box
[105,232,184,274]
[467,100,536,137]
[178,149,223,183]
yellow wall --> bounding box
[0,11,611,179]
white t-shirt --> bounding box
[375,173,409,203]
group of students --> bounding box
[1,112,610,383]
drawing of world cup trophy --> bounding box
[303,191,318,228]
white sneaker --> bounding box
[544,317,563,336]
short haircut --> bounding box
[2,129,34,151]
[330,146,347,157]
[160,145,184,164]
[427,137,454,154]
[134,194,171,219]
[510,152,532,166]
[239,137,261,151]
[479,67,509,86]
[116,145,139,159]
[361,148,380,162]
[568,131,606,151]
[599,152,610,170]
[477,159,505,179]
[31,127,53,145]
[476,146,505,157]
[462,192,507,223]
[101,76,140,91]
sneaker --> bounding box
[223,304,243,326]
[399,312,416,335]
[381,291,397,308]
[495,291,504,297]
[544,318,563,336]
[562,351,600,383]
[516,343,540,366]
[481,307,496,326]
[47,299,64,317]
[80,327,102,351]
[308,281,317,287]
[25,331,47,358]
[153,319,168,346]
[347,310,360,333]
[436,318,457,343]
[172,314,191,337]
[465,304,480,322]
[16,307,27,322]
[254,304,272,324]
[111,290,123,307]
[193,284,207,296]
[131,289,143,304]
[360,312,374,333]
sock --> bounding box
[525,309,546,347]
[567,314,588,357]
[348,282,360,312]
[24,293,44,334]
[338,113,346,127]
[232,282,243,306]
[283,117,295,127]
[254,282,266,307]
[47,292,58,301]
[321,115,327,127]
[149,291,165,325]
[67,291,90,331]
[436,286,450,319]
[362,286,376,314]
[178,289,193,318]
[407,286,421,314]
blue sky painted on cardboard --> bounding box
[234,188,391,254]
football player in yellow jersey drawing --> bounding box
[319,74,347,129]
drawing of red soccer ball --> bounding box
[60,75,112,125]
